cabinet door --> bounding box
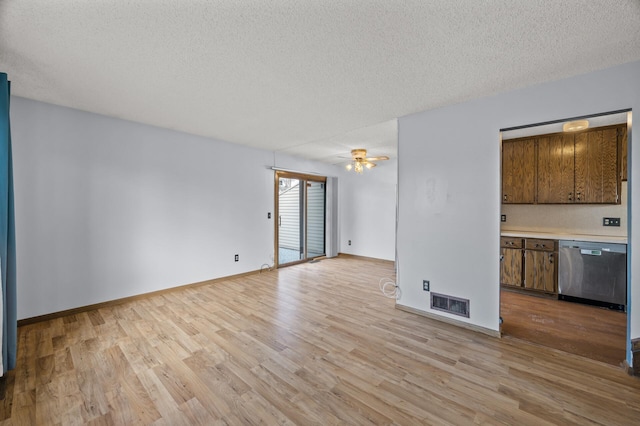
[502,138,536,204]
[501,248,522,287]
[537,134,574,203]
[524,250,555,292]
[574,127,619,204]
[620,125,628,182]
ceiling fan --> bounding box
[345,149,389,173]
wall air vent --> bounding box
[430,293,470,318]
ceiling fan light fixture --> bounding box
[562,119,589,132]
[344,148,389,173]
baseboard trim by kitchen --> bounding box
[17,268,266,327]
[395,303,501,338]
[622,360,635,376]
[337,252,395,266]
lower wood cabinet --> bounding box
[501,237,557,294]
[524,250,555,292]
[500,237,523,287]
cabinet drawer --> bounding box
[501,237,523,249]
[525,238,555,251]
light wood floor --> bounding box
[501,289,627,366]
[2,256,640,425]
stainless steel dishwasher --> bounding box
[558,240,627,311]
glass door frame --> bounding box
[274,170,327,268]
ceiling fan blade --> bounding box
[365,156,389,162]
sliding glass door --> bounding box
[276,171,326,267]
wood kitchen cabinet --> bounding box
[503,124,625,205]
[537,133,574,203]
[500,237,523,287]
[574,126,619,203]
[501,237,558,294]
[523,239,557,293]
[620,125,628,182]
[502,138,536,204]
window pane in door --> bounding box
[306,181,325,259]
[278,177,303,264]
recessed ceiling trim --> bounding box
[270,167,323,175]
[500,108,631,133]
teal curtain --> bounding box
[0,73,16,372]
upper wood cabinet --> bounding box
[502,138,536,204]
[621,125,628,182]
[574,126,619,203]
[537,133,574,203]
[502,124,625,205]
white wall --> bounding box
[11,97,338,319]
[397,61,640,346]
[339,158,397,261]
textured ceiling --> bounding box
[1,1,639,164]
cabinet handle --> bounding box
[576,192,581,201]
[503,194,508,201]
[549,253,554,264]
[568,192,573,201]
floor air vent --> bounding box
[431,293,470,318]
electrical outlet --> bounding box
[348,240,351,246]
[501,214,506,222]
[234,254,239,262]
[423,280,430,291]
[267,212,271,219]
[603,217,621,227]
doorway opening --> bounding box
[499,110,631,367]
[275,171,326,267]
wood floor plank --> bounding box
[177,397,214,425]
[4,256,640,425]
[501,289,626,365]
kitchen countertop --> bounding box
[501,230,627,244]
